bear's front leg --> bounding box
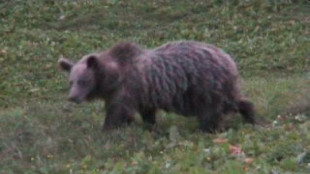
[140,108,156,125]
[103,101,135,131]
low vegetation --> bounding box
[0,0,309,173]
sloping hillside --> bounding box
[0,0,309,173]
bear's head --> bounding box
[58,42,142,103]
[58,55,99,103]
[58,53,120,103]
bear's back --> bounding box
[130,41,241,114]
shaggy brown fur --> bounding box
[58,41,255,133]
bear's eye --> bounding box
[77,80,88,87]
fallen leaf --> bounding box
[229,145,244,155]
[244,165,249,172]
[277,115,287,121]
[29,88,40,93]
[131,161,138,166]
[0,49,7,54]
[244,157,254,164]
[213,138,228,144]
[203,148,210,153]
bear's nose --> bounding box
[67,96,81,103]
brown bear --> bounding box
[58,41,255,133]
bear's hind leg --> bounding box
[198,110,221,133]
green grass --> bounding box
[1,0,310,173]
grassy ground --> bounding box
[0,0,310,173]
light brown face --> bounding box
[67,63,95,103]
[58,56,97,103]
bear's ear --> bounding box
[109,42,142,65]
[86,55,98,69]
[58,57,74,72]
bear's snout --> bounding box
[67,96,82,103]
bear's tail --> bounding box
[238,99,255,124]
